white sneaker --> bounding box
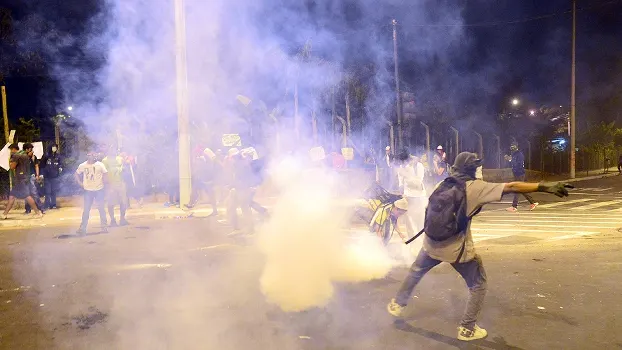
[457,324,487,341]
[506,207,518,213]
[387,298,405,317]
[529,202,539,211]
[33,212,43,219]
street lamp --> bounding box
[511,98,519,106]
[67,106,73,111]
[530,110,535,116]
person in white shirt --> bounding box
[74,152,109,235]
[396,150,427,236]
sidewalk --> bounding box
[0,197,365,229]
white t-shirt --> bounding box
[76,161,108,191]
[397,162,426,198]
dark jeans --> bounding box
[80,190,107,229]
[512,174,535,208]
[227,188,253,231]
[395,249,488,330]
[44,177,60,208]
[24,177,44,213]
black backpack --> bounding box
[405,176,480,244]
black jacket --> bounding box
[41,152,62,178]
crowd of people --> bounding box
[2,142,64,219]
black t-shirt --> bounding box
[28,155,39,176]
[10,152,30,183]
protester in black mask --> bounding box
[41,144,62,209]
[388,152,573,342]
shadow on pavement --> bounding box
[393,320,525,350]
[55,231,108,239]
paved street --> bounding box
[0,176,621,349]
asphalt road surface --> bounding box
[1,176,622,349]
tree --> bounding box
[13,117,40,143]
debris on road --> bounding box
[299,336,311,340]
[72,307,108,330]
[537,306,545,310]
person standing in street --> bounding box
[23,143,45,214]
[41,144,62,209]
[376,146,395,191]
[102,147,129,226]
[396,150,427,236]
[2,144,43,219]
[505,143,538,212]
[387,152,572,341]
[75,152,109,234]
[432,145,448,184]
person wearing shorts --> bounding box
[2,144,43,219]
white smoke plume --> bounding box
[258,159,394,312]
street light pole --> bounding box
[174,0,192,207]
[570,0,577,178]
[1,86,9,144]
[392,19,403,149]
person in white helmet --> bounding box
[433,145,448,183]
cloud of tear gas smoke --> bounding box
[258,158,394,312]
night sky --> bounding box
[1,0,621,137]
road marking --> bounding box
[473,235,512,242]
[472,228,599,234]
[476,218,621,225]
[537,198,594,208]
[480,212,622,217]
[473,223,618,229]
[190,244,237,251]
[117,263,172,270]
[548,232,599,241]
[570,200,622,210]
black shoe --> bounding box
[119,219,130,226]
[101,226,108,233]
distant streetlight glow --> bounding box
[530,110,535,116]
[67,106,73,111]
[511,98,519,106]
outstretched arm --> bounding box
[504,181,573,197]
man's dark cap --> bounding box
[23,143,34,150]
[452,152,482,171]
[8,143,19,150]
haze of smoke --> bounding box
[258,160,394,312]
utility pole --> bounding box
[174,0,192,207]
[1,86,9,144]
[420,121,430,155]
[570,0,577,178]
[345,88,352,137]
[392,19,403,149]
[331,86,336,150]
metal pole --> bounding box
[392,19,403,149]
[55,121,61,150]
[527,140,532,170]
[336,116,347,148]
[420,121,430,155]
[294,80,300,139]
[493,134,501,168]
[345,89,351,137]
[450,126,459,156]
[570,0,577,178]
[331,86,336,150]
[474,131,483,159]
[1,86,8,144]
[174,0,192,207]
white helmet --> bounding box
[437,145,443,150]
